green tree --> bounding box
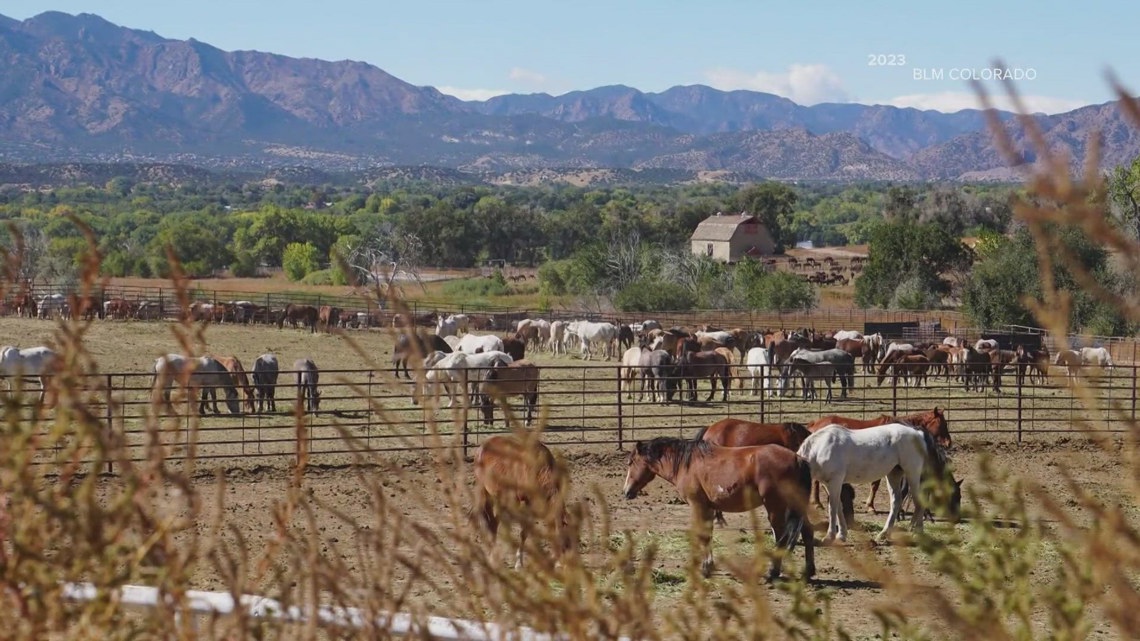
[734,260,817,310]
[733,183,797,252]
[1109,154,1140,239]
[282,242,321,282]
[854,220,972,308]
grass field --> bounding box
[5,315,1134,638]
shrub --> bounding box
[441,276,511,298]
[613,279,697,312]
[282,241,320,282]
[300,269,333,286]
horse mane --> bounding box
[917,427,950,476]
[638,437,714,478]
[782,422,811,448]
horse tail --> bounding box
[779,457,814,549]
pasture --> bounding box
[1,315,1134,638]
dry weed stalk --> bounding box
[2,76,1140,640]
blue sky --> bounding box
[5,1,1137,113]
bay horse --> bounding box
[472,434,575,570]
[692,419,852,528]
[623,437,815,580]
[676,349,730,403]
[798,423,962,545]
[805,407,951,512]
[209,354,257,413]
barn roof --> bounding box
[690,212,761,241]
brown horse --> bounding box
[623,437,815,580]
[806,407,951,512]
[692,419,852,527]
[209,354,257,413]
[676,349,730,402]
[472,434,575,570]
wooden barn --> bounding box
[690,211,776,263]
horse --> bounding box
[152,354,241,415]
[797,422,961,544]
[620,346,646,399]
[393,332,453,379]
[294,358,320,413]
[676,349,730,403]
[478,360,540,427]
[962,347,991,392]
[805,408,951,512]
[1015,345,1050,386]
[414,351,470,408]
[456,333,505,355]
[251,353,279,413]
[0,345,59,405]
[785,347,855,399]
[472,434,574,570]
[1080,346,1115,371]
[745,346,777,397]
[638,349,678,403]
[1055,349,1083,382]
[692,419,843,528]
[623,437,816,580]
[210,354,257,413]
[570,321,618,360]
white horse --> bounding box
[833,330,863,342]
[864,333,885,362]
[883,342,915,362]
[571,321,618,360]
[456,333,505,354]
[37,293,68,320]
[448,314,470,335]
[745,346,776,397]
[1080,346,1114,370]
[415,351,469,408]
[0,345,58,403]
[620,346,645,399]
[532,319,552,353]
[695,330,733,346]
[436,316,460,338]
[797,422,960,544]
[549,321,566,355]
[975,339,999,353]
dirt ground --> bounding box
[1,316,1134,638]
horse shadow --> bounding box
[806,577,882,591]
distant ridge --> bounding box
[0,11,1126,181]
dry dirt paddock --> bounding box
[0,317,1134,638]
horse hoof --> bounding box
[700,560,714,578]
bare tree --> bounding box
[0,224,50,290]
[342,227,428,301]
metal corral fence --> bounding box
[33,361,1140,472]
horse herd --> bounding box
[473,406,959,580]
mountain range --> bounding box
[1,11,1137,182]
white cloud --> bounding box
[881,92,1090,115]
[508,67,547,86]
[436,86,510,102]
[703,63,850,105]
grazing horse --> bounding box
[797,423,961,544]
[806,408,951,512]
[623,437,816,580]
[1080,346,1115,371]
[0,345,59,405]
[252,353,279,413]
[1055,349,1083,383]
[210,354,257,413]
[478,360,540,427]
[472,434,574,570]
[152,354,241,415]
[294,358,320,413]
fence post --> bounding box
[1131,364,1137,425]
[616,365,624,450]
[891,374,898,416]
[106,374,114,474]
[1016,367,1024,444]
[758,373,766,424]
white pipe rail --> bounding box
[60,582,619,641]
